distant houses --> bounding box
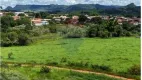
[15,12,28,16]
[12,16,20,20]
[116,17,140,25]
[31,18,49,26]
[0,10,141,26]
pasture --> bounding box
[1,37,140,73]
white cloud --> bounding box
[0,0,140,8]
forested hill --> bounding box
[5,3,140,17]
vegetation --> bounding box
[1,5,140,79]
[1,66,120,80]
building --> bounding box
[12,16,20,20]
[60,15,68,21]
[0,12,3,16]
[72,16,79,20]
[15,12,28,16]
[31,18,49,26]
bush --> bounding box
[59,25,86,38]
[48,25,57,33]
[98,30,109,38]
[67,61,89,68]
[128,65,140,75]
[18,33,31,46]
[13,63,22,67]
[1,37,13,47]
[8,52,13,59]
[47,62,58,66]
[60,57,67,63]
[40,66,50,73]
[91,64,112,72]
[7,32,18,44]
[86,24,98,37]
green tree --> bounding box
[90,17,102,24]
[78,15,88,24]
[18,13,25,16]
[6,12,15,16]
[16,17,30,26]
[1,16,16,32]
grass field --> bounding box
[1,66,120,80]
[1,37,140,73]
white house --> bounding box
[15,12,28,16]
[0,12,3,16]
[31,18,49,26]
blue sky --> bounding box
[0,0,141,8]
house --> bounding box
[129,18,141,25]
[12,16,20,20]
[60,15,68,21]
[31,18,49,26]
[15,12,28,16]
[53,16,61,22]
[101,16,109,20]
[72,16,79,20]
[0,12,3,16]
[87,16,97,20]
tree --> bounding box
[16,17,30,26]
[18,13,25,16]
[1,16,16,30]
[78,15,88,24]
[6,12,15,16]
[86,24,98,37]
[90,17,102,24]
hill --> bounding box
[4,3,141,17]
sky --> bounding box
[0,0,141,8]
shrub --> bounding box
[64,26,86,38]
[48,25,57,33]
[8,52,13,59]
[7,32,18,44]
[86,24,98,37]
[40,66,50,73]
[47,62,58,66]
[91,64,112,72]
[1,62,8,68]
[67,61,89,68]
[18,33,31,46]
[1,37,13,47]
[60,57,67,63]
[126,32,132,37]
[128,65,140,75]
[98,30,109,38]
[13,63,22,67]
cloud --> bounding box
[0,0,140,8]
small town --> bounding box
[0,11,141,26]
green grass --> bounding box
[1,37,140,73]
[1,67,120,80]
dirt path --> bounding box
[3,62,135,80]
